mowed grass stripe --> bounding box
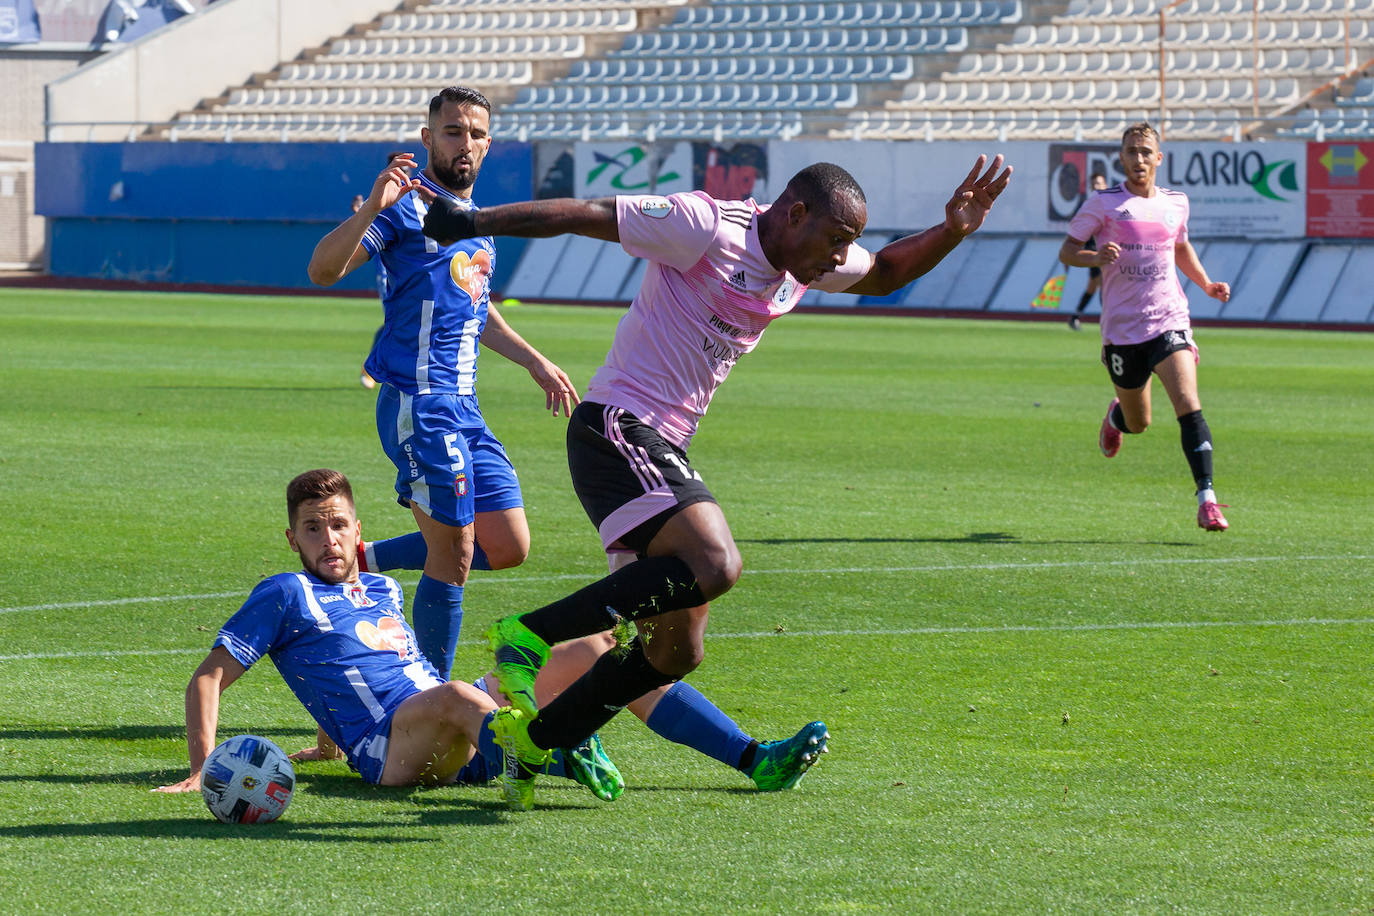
[4,615,1373,663]
[3,552,1368,614]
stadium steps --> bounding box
[160,0,694,141]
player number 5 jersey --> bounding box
[360,170,496,398]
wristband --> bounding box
[422,197,478,243]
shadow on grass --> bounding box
[737,531,1197,548]
[0,762,635,819]
[0,724,306,743]
[0,806,506,841]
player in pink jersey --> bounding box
[1059,123,1231,532]
[423,156,1012,806]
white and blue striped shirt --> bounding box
[214,571,442,761]
[360,170,494,414]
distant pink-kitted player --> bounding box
[1059,122,1232,532]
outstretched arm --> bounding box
[153,647,246,793]
[425,196,620,245]
[844,155,1013,296]
[481,303,581,417]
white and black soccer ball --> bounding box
[200,734,295,824]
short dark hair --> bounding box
[785,162,866,213]
[1122,121,1160,147]
[429,86,492,121]
[287,469,354,525]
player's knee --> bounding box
[648,641,704,679]
[435,681,483,728]
[481,541,528,570]
[691,544,742,599]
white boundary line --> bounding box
[3,553,1370,616]
[2,615,1372,663]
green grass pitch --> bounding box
[1,288,1372,914]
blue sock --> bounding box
[457,709,570,783]
[368,531,428,572]
[644,681,754,769]
[366,532,495,572]
[411,574,463,679]
[454,710,502,784]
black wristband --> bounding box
[422,196,478,243]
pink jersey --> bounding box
[1068,184,1192,346]
[588,191,873,448]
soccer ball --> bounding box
[200,734,295,824]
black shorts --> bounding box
[1101,329,1197,390]
[566,401,717,554]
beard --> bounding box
[432,155,480,194]
[302,550,356,585]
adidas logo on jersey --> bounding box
[727,270,747,290]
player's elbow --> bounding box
[307,260,340,287]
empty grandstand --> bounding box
[91,0,1371,143]
[14,0,1374,325]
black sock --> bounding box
[519,555,706,644]
[736,740,761,773]
[1075,291,1093,313]
[1109,400,1135,435]
[526,637,677,750]
[1178,410,1214,490]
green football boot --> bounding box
[491,706,552,811]
[485,615,550,718]
[560,733,625,802]
[747,721,830,791]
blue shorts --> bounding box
[349,714,396,785]
[375,386,523,528]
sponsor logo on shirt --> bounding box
[449,249,491,301]
[726,270,748,291]
[1119,263,1175,280]
[639,197,672,219]
[708,312,746,337]
[318,594,345,604]
[355,614,408,658]
[702,336,744,370]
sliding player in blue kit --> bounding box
[153,469,621,808]
[307,87,578,681]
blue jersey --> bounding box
[360,169,496,413]
[213,571,443,773]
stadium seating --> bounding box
[157,0,1374,142]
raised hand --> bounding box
[362,152,423,215]
[944,154,1013,239]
